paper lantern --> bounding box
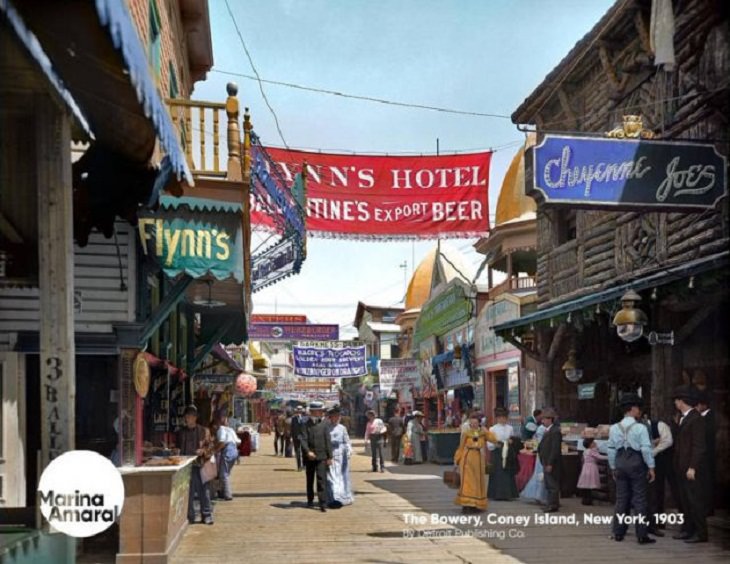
[235,372,257,397]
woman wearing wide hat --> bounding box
[487,407,521,500]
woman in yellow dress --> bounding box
[454,415,497,513]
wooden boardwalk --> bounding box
[172,436,729,564]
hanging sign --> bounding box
[293,343,367,378]
[251,314,308,324]
[249,323,339,341]
[528,135,728,210]
[137,207,244,281]
[414,284,472,346]
[379,359,420,395]
[578,383,596,400]
[253,148,492,240]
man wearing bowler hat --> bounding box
[299,401,333,512]
[537,407,562,513]
[607,393,655,544]
[671,385,708,543]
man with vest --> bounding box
[641,410,673,535]
[607,393,655,544]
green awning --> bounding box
[160,195,242,214]
[493,250,729,334]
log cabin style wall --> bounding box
[516,0,729,308]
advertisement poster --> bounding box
[293,343,367,377]
[252,148,492,239]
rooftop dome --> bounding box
[494,134,537,226]
[404,243,472,310]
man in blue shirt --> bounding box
[607,393,656,544]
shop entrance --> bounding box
[485,369,508,425]
[0,352,25,509]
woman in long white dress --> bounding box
[326,406,354,508]
[519,424,549,504]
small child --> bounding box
[577,438,608,505]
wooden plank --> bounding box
[36,97,75,467]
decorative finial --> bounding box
[226,82,238,96]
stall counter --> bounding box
[116,457,194,564]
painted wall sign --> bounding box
[476,298,520,360]
[379,359,420,395]
[578,383,596,400]
[414,285,472,345]
[137,209,244,281]
[249,323,339,341]
[254,148,492,240]
[528,134,728,210]
[293,344,367,378]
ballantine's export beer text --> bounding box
[137,218,231,266]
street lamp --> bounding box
[612,290,648,343]
[612,289,674,345]
[561,349,583,383]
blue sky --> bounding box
[192,0,614,336]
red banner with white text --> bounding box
[251,148,492,240]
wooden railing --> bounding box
[489,275,537,298]
[166,84,243,180]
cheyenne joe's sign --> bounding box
[293,344,367,378]
[528,134,727,210]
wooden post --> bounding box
[242,104,253,309]
[225,83,242,182]
[36,96,75,467]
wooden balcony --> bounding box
[489,275,537,299]
[166,83,243,183]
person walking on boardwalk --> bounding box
[214,409,241,501]
[607,393,656,544]
[299,401,333,512]
[537,407,562,513]
[290,405,307,471]
[454,415,497,513]
[176,405,214,525]
[671,385,708,543]
[325,405,354,508]
[387,408,404,463]
[364,409,387,472]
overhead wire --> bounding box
[211,68,513,120]
[223,0,290,149]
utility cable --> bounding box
[223,0,290,149]
[211,68,513,120]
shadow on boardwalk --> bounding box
[357,443,729,564]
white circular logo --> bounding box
[38,450,125,537]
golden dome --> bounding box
[404,243,472,311]
[494,134,537,226]
[405,247,437,311]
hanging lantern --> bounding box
[235,372,257,397]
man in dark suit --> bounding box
[671,386,707,543]
[538,407,562,512]
[290,406,307,471]
[299,401,333,512]
[696,391,715,517]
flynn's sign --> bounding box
[137,209,244,281]
[527,134,728,211]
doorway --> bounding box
[0,352,26,509]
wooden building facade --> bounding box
[494,0,729,504]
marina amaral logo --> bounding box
[38,450,125,537]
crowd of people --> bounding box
[176,385,716,546]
